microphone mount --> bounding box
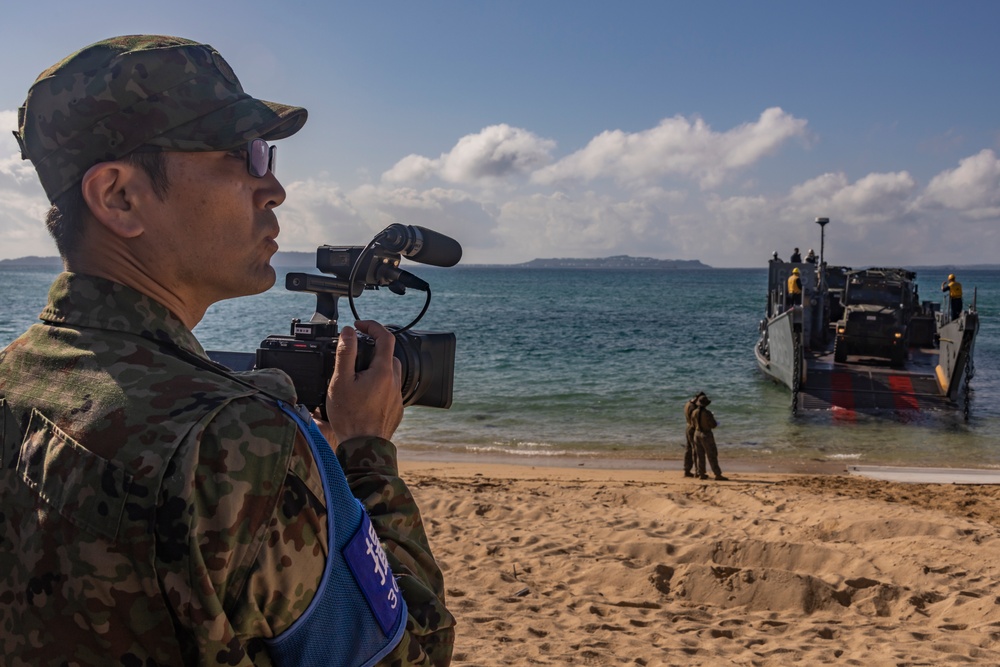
[293,224,459,333]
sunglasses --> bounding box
[131,138,276,178]
[244,138,277,178]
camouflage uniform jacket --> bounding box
[693,406,717,433]
[0,273,455,666]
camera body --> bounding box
[257,321,455,411]
[254,230,458,412]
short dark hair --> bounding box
[44,151,170,258]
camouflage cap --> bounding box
[14,35,308,202]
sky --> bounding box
[2,1,1000,268]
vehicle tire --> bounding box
[834,336,847,363]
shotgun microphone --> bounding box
[378,224,463,267]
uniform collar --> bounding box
[39,272,208,359]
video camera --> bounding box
[255,224,460,413]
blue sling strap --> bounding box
[265,401,407,667]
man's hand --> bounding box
[320,320,404,446]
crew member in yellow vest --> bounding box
[941,273,963,319]
[786,267,802,308]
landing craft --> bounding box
[754,218,979,419]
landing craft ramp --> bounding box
[796,346,956,415]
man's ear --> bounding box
[80,161,149,239]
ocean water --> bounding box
[2,265,998,468]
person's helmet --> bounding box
[792,267,800,275]
[948,274,956,280]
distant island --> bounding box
[505,255,710,270]
[0,255,63,269]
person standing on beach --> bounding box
[0,35,453,666]
[682,392,706,477]
[941,273,964,320]
[692,394,727,481]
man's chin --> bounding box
[234,263,277,298]
[256,264,278,294]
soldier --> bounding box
[790,247,802,263]
[0,36,454,665]
[787,267,802,308]
[692,394,728,481]
[682,392,706,477]
[941,273,964,320]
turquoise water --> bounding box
[2,265,998,468]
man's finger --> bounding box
[392,357,403,390]
[334,325,358,380]
[354,320,396,373]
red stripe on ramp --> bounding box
[830,371,856,422]
[888,375,920,411]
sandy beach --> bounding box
[400,456,1000,666]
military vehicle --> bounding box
[833,268,920,367]
[754,219,979,418]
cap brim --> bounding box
[145,96,307,151]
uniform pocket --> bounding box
[17,409,133,542]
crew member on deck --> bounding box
[790,247,802,263]
[787,267,802,308]
[941,273,964,319]
[805,249,817,264]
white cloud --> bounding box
[351,183,498,250]
[787,172,849,204]
[381,154,437,184]
[493,189,685,260]
[276,179,499,256]
[920,149,1000,220]
[1,110,40,186]
[532,107,808,189]
[382,124,555,185]
[276,179,371,251]
[0,110,54,257]
[785,171,916,226]
[0,186,53,256]
[830,172,916,223]
[279,141,1000,268]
